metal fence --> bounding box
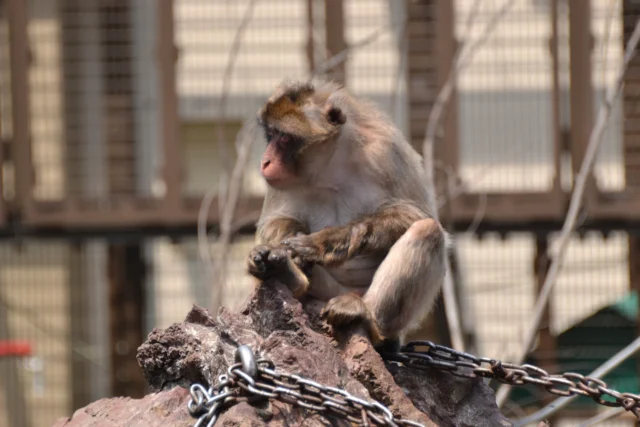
[1,1,639,426]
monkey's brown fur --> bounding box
[246,80,448,345]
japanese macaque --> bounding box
[246,79,448,346]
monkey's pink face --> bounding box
[260,127,305,189]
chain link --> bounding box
[383,340,640,419]
[187,342,640,426]
[187,345,425,427]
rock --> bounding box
[53,280,512,427]
[51,387,192,427]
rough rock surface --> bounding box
[53,281,513,427]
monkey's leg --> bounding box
[307,265,367,301]
[364,218,446,338]
[322,219,446,343]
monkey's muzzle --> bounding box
[261,132,301,188]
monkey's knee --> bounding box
[405,218,445,245]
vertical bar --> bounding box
[158,0,182,218]
[69,244,91,410]
[306,0,316,74]
[132,0,160,196]
[534,234,557,409]
[7,0,33,217]
[0,74,5,226]
[629,236,640,379]
[324,0,346,85]
[405,0,437,150]
[0,298,32,427]
[107,244,147,398]
[623,0,640,189]
[569,0,597,199]
[550,0,562,193]
[434,0,459,178]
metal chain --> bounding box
[187,342,640,426]
[187,345,425,427]
[383,340,640,419]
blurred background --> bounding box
[1,0,640,426]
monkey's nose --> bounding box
[261,159,271,169]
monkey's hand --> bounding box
[321,293,384,345]
[246,244,310,298]
[281,224,366,267]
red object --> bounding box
[0,340,32,357]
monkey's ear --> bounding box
[327,107,346,126]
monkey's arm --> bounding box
[257,216,309,246]
[281,202,427,267]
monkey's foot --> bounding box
[374,337,401,355]
[246,245,309,298]
[321,293,384,345]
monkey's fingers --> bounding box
[246,245,288,278]
[281,236,323,263]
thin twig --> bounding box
[310,23,393,79]
[496,16,640,409]
[512,335,640,426]
[390,14,409,121]
[197,0,258,312]
[575,407,626,427]
[465,192,487,234]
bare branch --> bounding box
[197,0,258,312]
[575,407,626,427]
[496,16,640,409]
[310,23,392,79]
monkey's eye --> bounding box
[265,127,276,142]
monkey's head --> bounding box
[257,80,347,188]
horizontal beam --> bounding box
[447,191,567,223]
[0,186,632,240]
[22,196,263,228]
[1,217,640,242]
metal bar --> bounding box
[0,288,32,427]
[0,56,5,227]
[630,236,640,382]
[20,189,640,229]
[550,0,563,194]
[107,244,147,398]
[305,0,315,74]
[623,0,640,189]
[324,0,346,84]
[568,0,596,200]
[434,0,459,180]
[157,0,182,217]
[7,0,33,218]
[533,235,557,409]
[24,196,264,228]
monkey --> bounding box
[245,79,448,346]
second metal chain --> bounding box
[383,340,640,419]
